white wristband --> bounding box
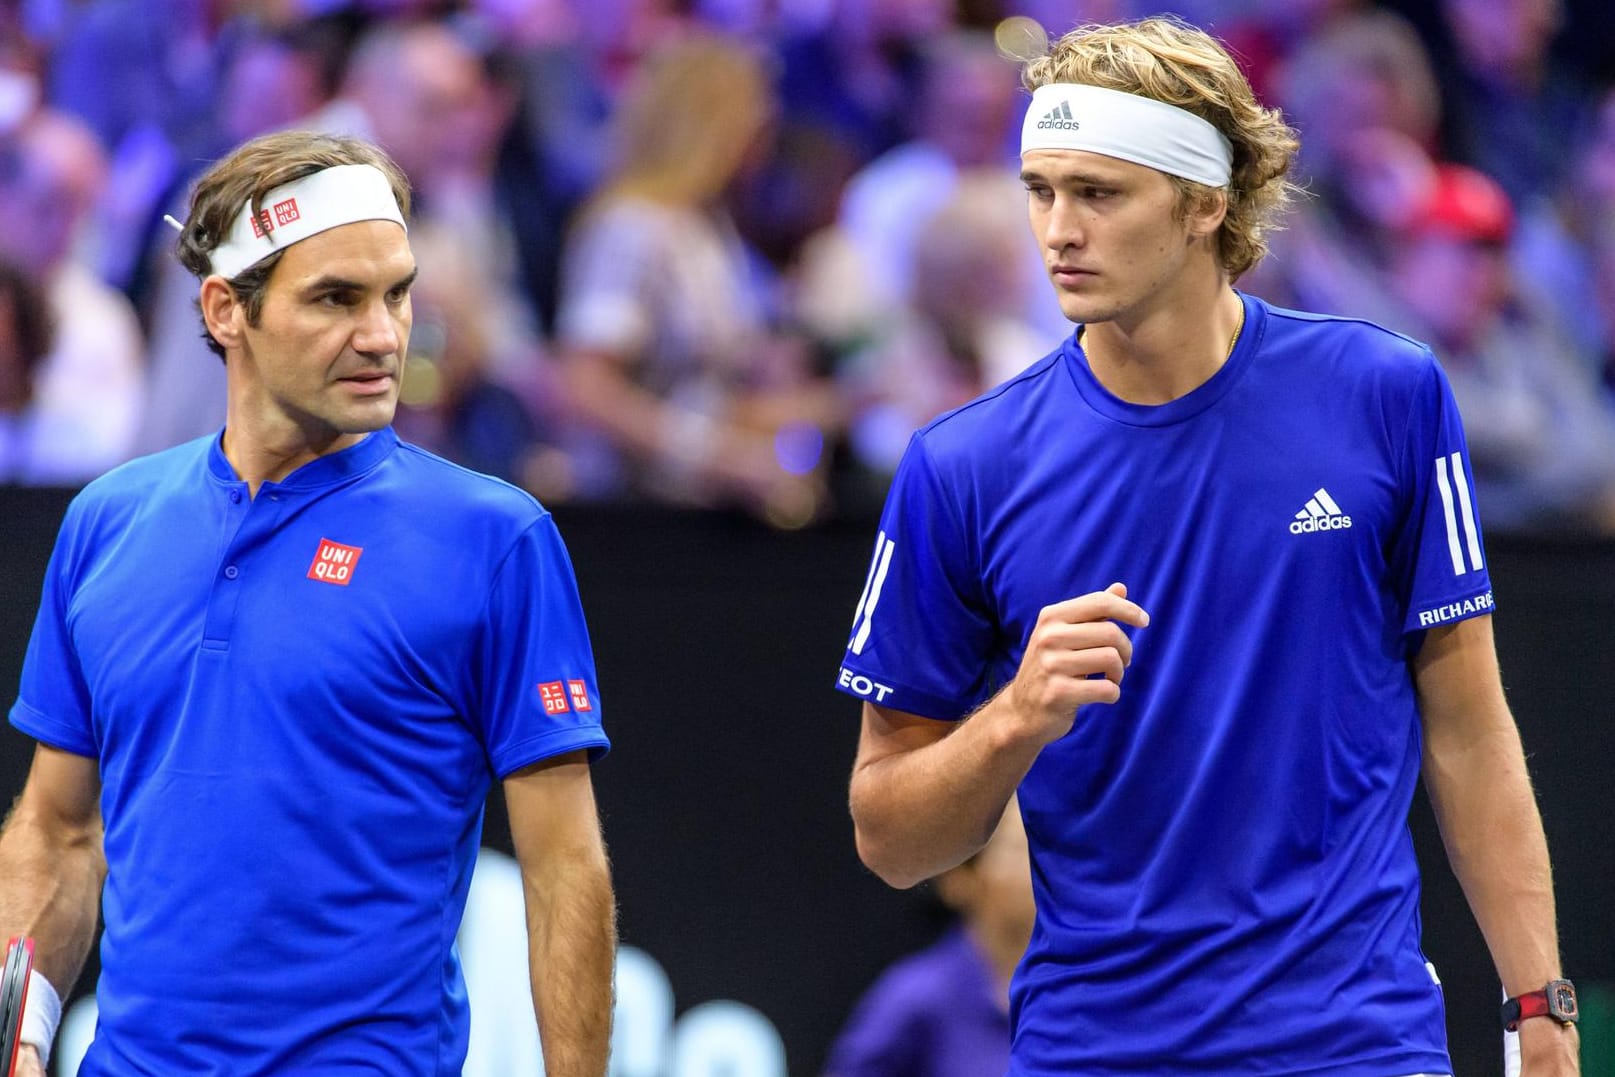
[20,969,61,1067]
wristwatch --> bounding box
[1501,979,1579,1031]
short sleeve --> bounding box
[471,514,610,776]
[10,502,98,756]
[1389,353,1497,635]
[835,435,998,719]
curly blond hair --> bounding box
[1022,17,1300,279]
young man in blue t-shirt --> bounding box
[836,17,1579,1077]
[0,131,614,1075]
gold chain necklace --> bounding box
[1225,300,1246,360]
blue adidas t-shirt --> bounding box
[11,427,609,1076]
[837,294,1493,1076]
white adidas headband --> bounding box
[205,163,407,280]
[1021,83,1233,188]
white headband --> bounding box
[207,163,407,280]
[1021,83,1233,188]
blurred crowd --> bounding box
[2,0,1614,535]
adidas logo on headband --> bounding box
[1036,101,1081,132]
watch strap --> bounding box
[1501,979,1578,1031]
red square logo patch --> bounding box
[273,197,300,226]
[538,681,570,715]
[249,209,274,238]
[307,538,363,586]
[567,679,592,712]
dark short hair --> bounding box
[176,131,412,359]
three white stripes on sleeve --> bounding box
[1433,452,1484,575]
[849,531,894,655]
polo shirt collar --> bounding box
[206,426,399,489]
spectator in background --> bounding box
[36,0,314,296]
[0,27,40,138]
[825,800,1033,1077]
[1430,0,1589,207]
[832,174,1045,484]
[1385,163,1615,534]
[1247,8,1441,321]
[736,0,949,273]
[477,0,613,325]
[1511,82,1615,364]
[0,109,144,484]
[775,0,951,170]
[484,0,701,219]
[1591,237,1615,403]
[393,225,574,497]
[834,31,1063,342]
[0,259,56,483]
[135,24,337,455]
[1217,0,1369,104]
[554,35,840,525]
[318,20,548,373]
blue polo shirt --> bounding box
[11,428,608,1075]
[836,294,1491,1076]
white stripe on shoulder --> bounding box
[1434,456,1466,576]
[1449,451,1484,572]
[850,534,895,655]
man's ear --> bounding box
[1185,187,1229,242]
[199,276,244,351]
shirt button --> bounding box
[229,490,242,503]
[224,565,240,580]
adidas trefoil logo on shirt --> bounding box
[1036,100,1080,131]
[1290,488,1353,534]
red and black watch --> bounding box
[1501,979,1579,1031]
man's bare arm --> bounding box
[1414,615,1578,1074]
[0,743,105,991]
[850,583,1149,888]
[504,750,615,1077]
[0,744,105,1075]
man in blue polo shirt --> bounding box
[837,17,1579,1077]
[0,131,615,1075]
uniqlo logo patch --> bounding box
[538,681,570,715]
[307,538,363,586]
[567,679,592,712]
[249,209,274,238]
[273,198,300,226]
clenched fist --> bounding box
[1002,582,1150,745]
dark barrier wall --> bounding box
[2,487,1611,1074]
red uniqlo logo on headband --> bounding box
[538,682,570,715]
[307,538,362,586]
[567,679,592,712]
[249,209,274,237]
[273,198,301,226]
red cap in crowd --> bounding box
[1406,163,1515,245]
